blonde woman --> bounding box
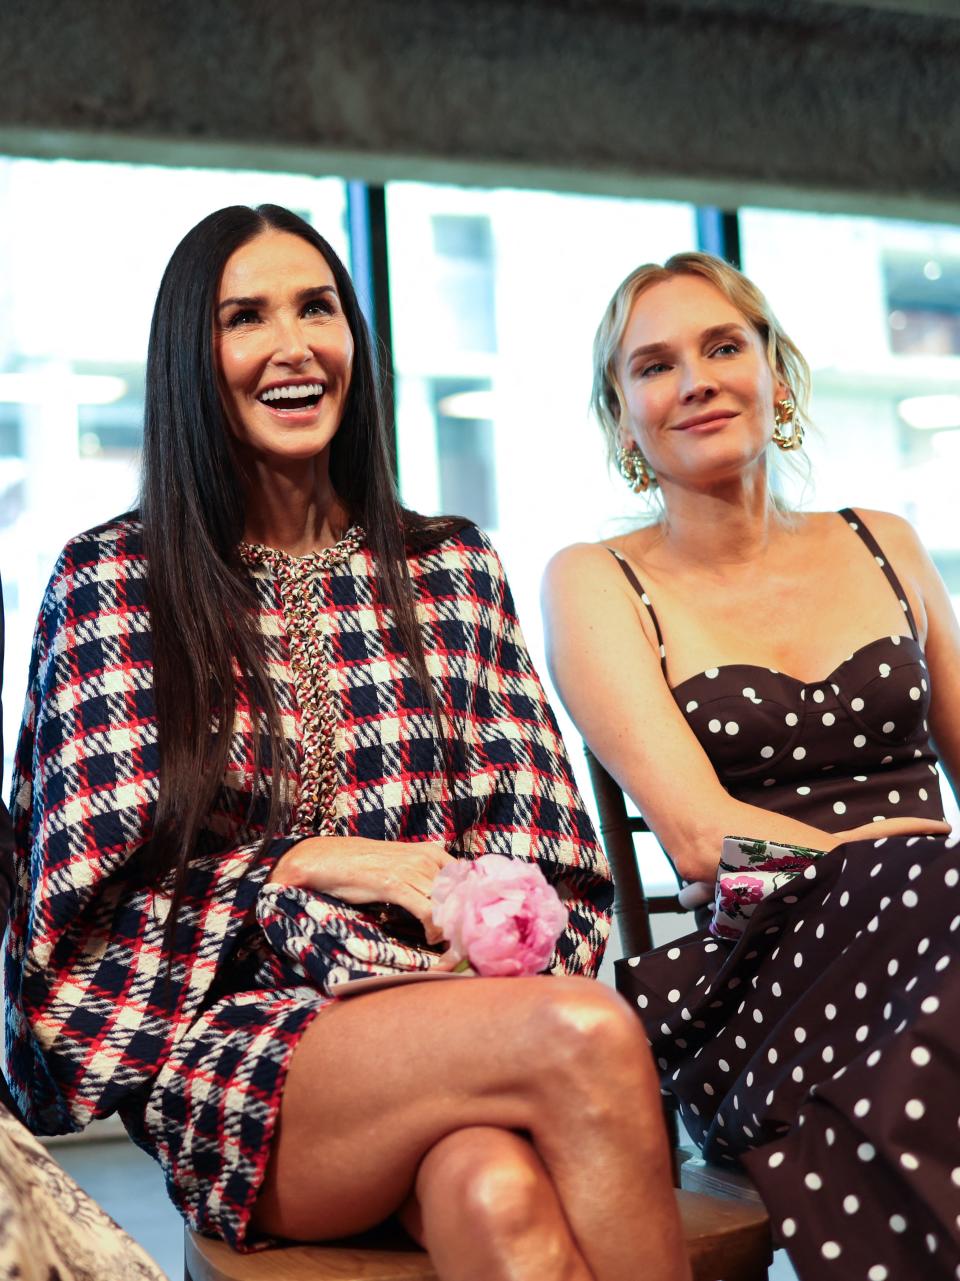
[544,252,960,1281]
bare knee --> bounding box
[417,1129,545,1251]
[526,979,663,1125]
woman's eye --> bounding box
[639,361,669,378]
[711,340,741,357]
[226,309,259,328]
[303,297,335,317]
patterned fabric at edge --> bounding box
[6,515,610,1250]
[614,511,960,1281]
[0,1104,165,1280]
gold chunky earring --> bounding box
[772,399,804,452]
[617,446,655,493]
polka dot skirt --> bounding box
[616,835,960,1280]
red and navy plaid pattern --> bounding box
[5,515,610,1245]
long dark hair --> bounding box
[139,204,457,923]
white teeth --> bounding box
[258,382,325,404]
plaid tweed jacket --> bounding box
[5,515,611,1135]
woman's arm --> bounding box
[4,527,288,1134]
[541,542,945,885]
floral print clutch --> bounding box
[711,836,828,940]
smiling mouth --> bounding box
[257,382,326,411]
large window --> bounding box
[387,182,698,666]
[0,158,346,771]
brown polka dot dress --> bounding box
[614,510,960,1281]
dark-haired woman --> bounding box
[543,251,960,1280]
[5,206,689,1281]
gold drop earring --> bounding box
[772,399,804,452]
[617,446,655,493]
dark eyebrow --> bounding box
[216,284,338,314]
[623,322,748,367]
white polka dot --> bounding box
[890,1214,907,1233]
[903,889,918,908]
[910,686,921,700]
[708,718,721,733]
[768,1047,778,1063]
[705,668,719,679]
[793,953,803,968]
[785,711,799,726]
[735,1035,746,1049]
[879,663,891,678]
[855,981,867,999]
[821,1242,841,1260]
[724,721,739,735]
[926,1233,937,1254]
[760,745,774,759]
[866,1049,881,1067]
[952,1168,960,1187]
[833,801,846,815]
[768,1151,785,1168]
[685,700,698,712]
[901,1153,920,1170]
[793,746,806,760]
[822,712,835,725]
[825,1002,836,1020]
[946,869,958,888]
[854,734,866,747]
[741,686,756,699]
[854,774,867,782]
[875,555,885,566]
[794,1026,806,1042]
[882,755,893,764]
[813,689,825,703]
[781,1218,796,1238]
[667,988,680,1002]
[889,790,901,804]
[882,721,895,733]
[791,1066,804,1083]
[854,1098,871,1117]
[911,1046,931,1067]
[804,1172,822,1190]
[763,777,776,786]
[868,1268,888,1281]
[851,697,865,711]
[797,785,811,795]
[666,947,681,959]
[858,1142,876,1162]
[843,1194,859,1214]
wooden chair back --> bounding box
[583,745,684,956]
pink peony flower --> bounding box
[718,873,766,911]
[431,855,568,977]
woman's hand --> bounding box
[833,817,952,845]
[268,837,456,942]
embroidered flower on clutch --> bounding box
[711,836,828,940]
[432,854,568,977]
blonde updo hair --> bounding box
[591,251,812,471]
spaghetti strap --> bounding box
[607,549,668,675]
[839,508,919,642]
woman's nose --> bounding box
[273,319,311,367]
[680,362,718,402]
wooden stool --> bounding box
[184,1189,772,1281]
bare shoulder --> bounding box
[542,541,622,594]
[848,507,928,563]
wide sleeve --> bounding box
[3,529,292,1135]
[453,530,613,977]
